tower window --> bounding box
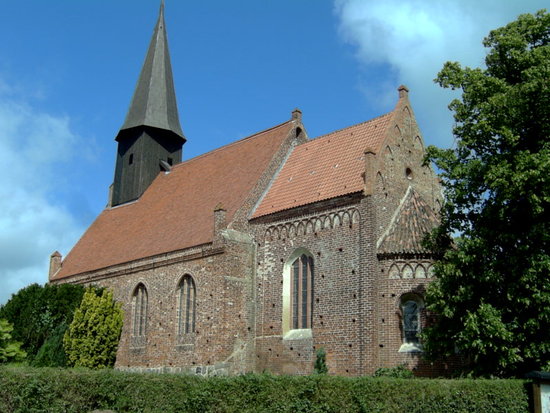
[129,154,134,165]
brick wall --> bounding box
[51,99,450,377]
[56,237,256,375]
[370,93,447,376]
[251,196,378,376]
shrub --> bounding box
[0,320,26,363]
[314,347,328,374]
[373,364,414,379]
[0,367,531,413]
[63,288,123,369]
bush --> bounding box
[313,347,328,374]
[373,364,414,379]
[0,367,530,413]
[63,288,123,369]
[0,320,26,363]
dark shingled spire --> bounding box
[111,1,185,207]
[117,0,185,141]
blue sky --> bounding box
[0,0,546,305]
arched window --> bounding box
[282,249,314,336]
[177,275,196,335]
[403,300,420,343]
[399,294,424,352]
[291,254,314,330]
[132,284,148,337]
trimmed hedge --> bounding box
[0,367,530,413]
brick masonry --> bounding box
[52,90,451,377]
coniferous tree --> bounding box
[0,283,86,360]
[63,288,123,369]
[32,322,69,367]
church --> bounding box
[49,3,444,376]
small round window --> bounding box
[405,167,413,180]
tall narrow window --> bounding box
[177,275,196,335]
[291,254,314,329]
[403,300,420,344]
[132,284,148,337]
[399,293,424,352]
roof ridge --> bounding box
[172,120,293,170]
[305,112,392,144]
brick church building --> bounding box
[49,3,443,376]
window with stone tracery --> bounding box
[399,293,424,352]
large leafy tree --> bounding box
[423,10,549,377]
[63,288,123,369]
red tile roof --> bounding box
[378,188,439,255]
[54,121,294,279]
[252,113,393,218]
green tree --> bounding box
[0,319,26,363]
[0,283,45,356]
[0,283,87,360]
[423,10,550,377]
[32,322,69,367]
[63,288,123,369]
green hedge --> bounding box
[0,367,530,413]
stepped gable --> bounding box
[54,121,294,279]
[252,112,392,218]
[378,187,439,255]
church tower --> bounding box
[111,1,185,207]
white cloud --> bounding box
[334,0,547,148]
[0,86,84,305]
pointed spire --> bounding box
[118,1,185,141]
